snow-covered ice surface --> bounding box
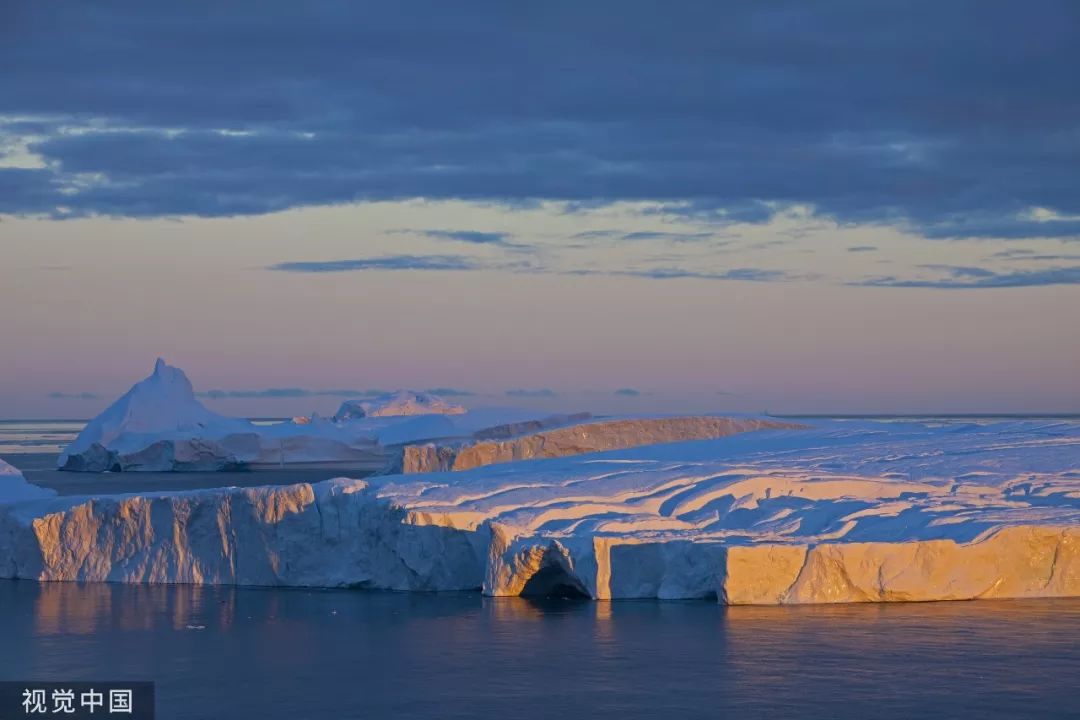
[0,458,56,504]
[7,419,1077,604]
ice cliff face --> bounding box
[0,479,484,589]
[0,459,56,505]
[387,416,803,474]
[6,420,1079,604]
[335,391,466,421]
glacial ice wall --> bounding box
[388,416,802,473]
[0,480,485,591]
[4,420,1078,605]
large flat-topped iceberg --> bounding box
[387,415,801,473]
[5,419,1078,604]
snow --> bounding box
[0,458,56,504]
[7,418,1078,604]
[335,391,466,420]
[374,418,1080,541]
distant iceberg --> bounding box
[58,360,793,474]
[383,415,800,474]
[57,360,531,472]
[0,458,56,505]
[335,391,466,421]
[58,358,257,471]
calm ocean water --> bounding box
[0,419,291,455]
[0,420,86,455]
[0,420,371,496]
[0,582,1077,720]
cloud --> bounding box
[992,249,1037,258]
[857,265,1080,289]
[197,388,378,399]
[1013,254,1080,261]
[847,246,878,253]
[992,250,1080,262]
[1,2,1077,240]
[268,255,480,273]
[196,386,473,399]
[422,387,475,397]
[414,229,517,246]
[505,388,558,398]
[614,388,641,396]
[47,391,100,400]
[268,254,802,283]
[601,267,799,282]
[573,230,718,243]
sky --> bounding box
[1,1,1078,418]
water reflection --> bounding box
[3,581,1078,720]
[29,582,238,636]
[721,600,1080,716]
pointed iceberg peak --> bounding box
[142,358,195,396]
[58,359,250,469]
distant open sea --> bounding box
[0,418,288,455]
[0,419,354,496]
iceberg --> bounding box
[57,358,258,471]
[386,415,801,473]
[58,360,793,474]
[57,361,542,472]
[335,391,466,421]
[5,419,1078,604]
[0,458,56,505]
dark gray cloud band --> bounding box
[857,265,1080,289]
[1,1,1077,241]
[269,255,481,273]
[48,391,100,400]
[267,253,800,283]
[505,388,558,398]
[196,387,474,399]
